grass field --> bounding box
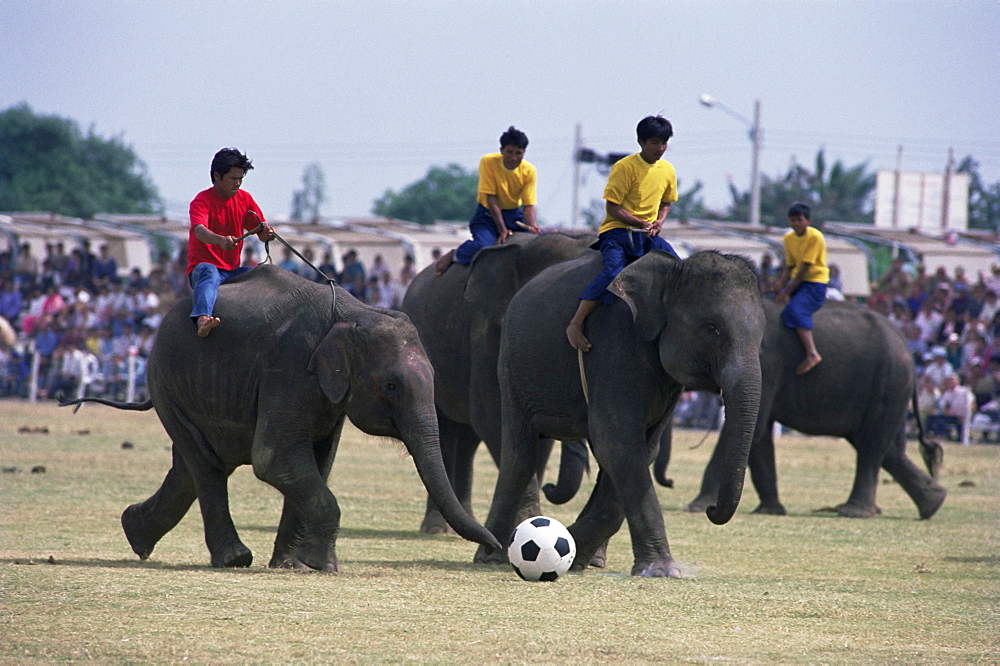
[1,399,997,663]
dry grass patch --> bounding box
[1,399,997,662]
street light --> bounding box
[699,94,762,226]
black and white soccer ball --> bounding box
[508,516,576,582]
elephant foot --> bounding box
[588,540,609,568]
[685,494,715,513]
[631,558,682,578]
[751,502,787,516]
[211,543,253,568]
[473,544,508,565]
[917,485,947,520]
[269,554,339,572]
[419,510,454,535]
[836,502,881,518]
[121,503,159,560]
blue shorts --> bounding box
[579,227,678,304]
[454,204,528,265]
[781,281,827,330]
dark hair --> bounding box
[210,148,254,183]
[636,116,673,142]
[788,202,811,220]
[499,126,529,150]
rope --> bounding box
[259,229,339,320]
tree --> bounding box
[956,155,1000,232]
[290,162,325,222]
[372,163,477,224]
[0,103,162,218]
[727,149,876,226]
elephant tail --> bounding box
[541,440,590,504]
[60,397,154,414]
[911,386,943,479]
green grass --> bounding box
[1,400,997,663]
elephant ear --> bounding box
[464,243,522,323]
[608,250,679,342]
[308,321,356,404]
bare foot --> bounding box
[434,249,456,276]
[795,353,822,375]
[566,322,592,351]
[197,315,221,338]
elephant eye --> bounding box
[384,381,398,392]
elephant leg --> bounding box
[475,419,543,565]
[591,427,680,578]
[270,427,342,567]
[880,429,947,519]
[164,411,251,568]
[253,423,341,572]
[747,420,785,515]
[121,446,198,561]
[687,435,724,513]
[567,470,625,571]
[422,416,479,534]
[836,436,883,518]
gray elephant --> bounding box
[476,250,765,577]
[63,265,500,570]
[674,298,946,519]
[401,233,596,533]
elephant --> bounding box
[475,249,766,577]
[666,297,947,519]
[62,265,500,570]
[401,232,597,534]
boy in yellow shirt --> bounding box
[774,202,829,374]
[566,116,679,351]
[435,126,540,274]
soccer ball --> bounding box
[508,516,576,582]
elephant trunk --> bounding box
[404,409,502,551]
[705,358,762,525]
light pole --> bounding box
[699,94,762,226]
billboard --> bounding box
[874,170,969,230]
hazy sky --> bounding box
[3,1,998,226]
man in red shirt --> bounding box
[188,148,275,337]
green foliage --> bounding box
[371,163,477,224]
[672,179,722,222]
[956,155,1000,231]
[0,103,163,218]
[290,162,325,222]
[728,149,876,226]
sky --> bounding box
[2,1,998,227]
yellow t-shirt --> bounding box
[476,153,537,210]
[599,153,677,234]
[783,226,829,284]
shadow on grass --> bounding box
[1,556,496,574]
[239,524,459,542]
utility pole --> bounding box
[892,145,903,228]
[941,147,953,230]
[572,123,582,228]
[749,99,762,227]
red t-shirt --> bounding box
[186,188,266,275]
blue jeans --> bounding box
[454,204,527,265]
[579,227,678,304]
[781,281,827,330]
[189,264,253,321]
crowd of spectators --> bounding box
[0,240,421,402]
[3,237,999,445]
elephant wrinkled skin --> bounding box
[674,298,947,520]
[63,265,500,570]
[401,233,596,534]
[477,250,765,577]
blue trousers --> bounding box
[579,227,678,304]
[189,263,253,321]
[454,204,528,265]
[781,281,827,330]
